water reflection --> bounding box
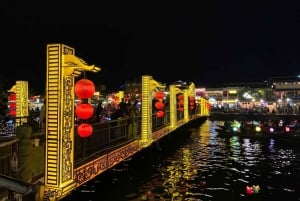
[62,120,300,201]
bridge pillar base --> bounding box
[139,139,153,148]
[40,181,77,201]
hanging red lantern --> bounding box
[75,79,95,99]
[9,102,16,108]
[10,110,16,116]
[75,103,94,119]
[189,96,195,101]
[8,93,16,101]
[155,91,164,100]
[155,101,164,110]
[178,101,184,107]
[156,110,164,118]
[178,94,184,100]
[190,106,194,110]
[179,107,184,111]
[77,123,93,138]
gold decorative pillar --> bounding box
[186,82,196,119]
[8,81,29,126]
[183,89,189,122]
[200,97,208,116]
[139,75,165,148]
[169,85,177,129]
[42,44,100,201]
[16,81,29,119]
[140,75,152,147]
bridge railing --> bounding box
[74,115,142,166]
[74,110,173,166]
[152,110,170,131]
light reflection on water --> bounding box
[62,120,300,201]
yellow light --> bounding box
[255,126,261,132]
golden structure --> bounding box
[33,44,210,201]
[139,75,166,148]
[169,84,184,128]
[183,82,196,122]
[16,81,29,124]
[8,81,29,126]
[200,97,209,116]
[42,44,100,201]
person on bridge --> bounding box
[118,98,128,115]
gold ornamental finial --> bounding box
[149,79,166,91]
[62,54,101,76]
[7,85,16,93]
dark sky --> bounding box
[1,2,300,92]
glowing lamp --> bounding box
[252,185,260,193]
[269,127,274,133]
[255,126,261,132]
[75,103,94,119]
[77,123,93,138]
[75,79,95,99]
[156,110,165,118]
[178,107,184,111]
[285,126,290,132]
[155,101,164,110]
[246,186,254,194]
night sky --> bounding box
[2,2,300,92]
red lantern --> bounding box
[178,94,184,100]
[77,123,93,138]
[9,102,16,108]
[246,186,254,195]
[75,79,95,99]
[8,93,16,101]
[155,91,164,100]
[155,101,164,110]
[10,110,16,116]
[179,107,184,111]
[156,110,164,118]
[178,101,184,107]
[75,103,94,119]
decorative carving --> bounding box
[73,141,140,186]
[43,188,62,201]
[62,76,73,182]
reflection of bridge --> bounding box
[0,44,210,201]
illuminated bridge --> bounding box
[0,44,210,201]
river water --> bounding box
[62,120,300,201]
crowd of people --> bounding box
[95,98,140,122]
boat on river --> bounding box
[215,121,300,143]
[215,120,300,142]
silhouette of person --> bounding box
[118,98,127,115]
